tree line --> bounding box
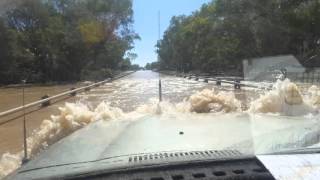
[145,62,159,70]
[0,0,140,84]
[157,0,320,75]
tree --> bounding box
[145,62,159,70]
[157,0,320,74]
[0,0,139,84]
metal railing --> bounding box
[291,72,320,83]
[160,71,272,90]
[0,71,135,122]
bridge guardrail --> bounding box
[0,71,135,123]
[160,71,272,90]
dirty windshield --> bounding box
[1,0,320,178]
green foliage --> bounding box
[0,0,138,84]
[145,62,159,70]
[157,0,320,74]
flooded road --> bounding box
[0,71,257,155]
[81,71,261,111]
[2,70,320,178]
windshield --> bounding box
[1,0,320,178]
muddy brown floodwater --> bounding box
[0,84,83,155]
[0,71,258,155]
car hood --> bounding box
[8,113,320,179]
[9,113,254,179]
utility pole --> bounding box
[158,11,162,102]
[158,11,161,41]
[21,80,28,164]
[157,10,161,66]
[157,10,161,63]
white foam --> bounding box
[0,153,22,179]
[249,79,317,116]
[0,102,124,178]
[188,89,241,113]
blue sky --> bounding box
[131,0,211,67]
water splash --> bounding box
[308,85,320,107]
[249,79,317,115]
[0,102,124,178]
[134,88,241,114]
[0,153,22,178]
[188,89,241,113]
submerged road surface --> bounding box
[1,71,246,155]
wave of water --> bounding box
[249,79,320,115]
[1,79,320,178]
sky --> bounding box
[132,0,211,67]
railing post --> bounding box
[216,79,221,86]
[70,87,76,96]
[41,95,50,107]
[312,71,315,83]
[234,80,241,89]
